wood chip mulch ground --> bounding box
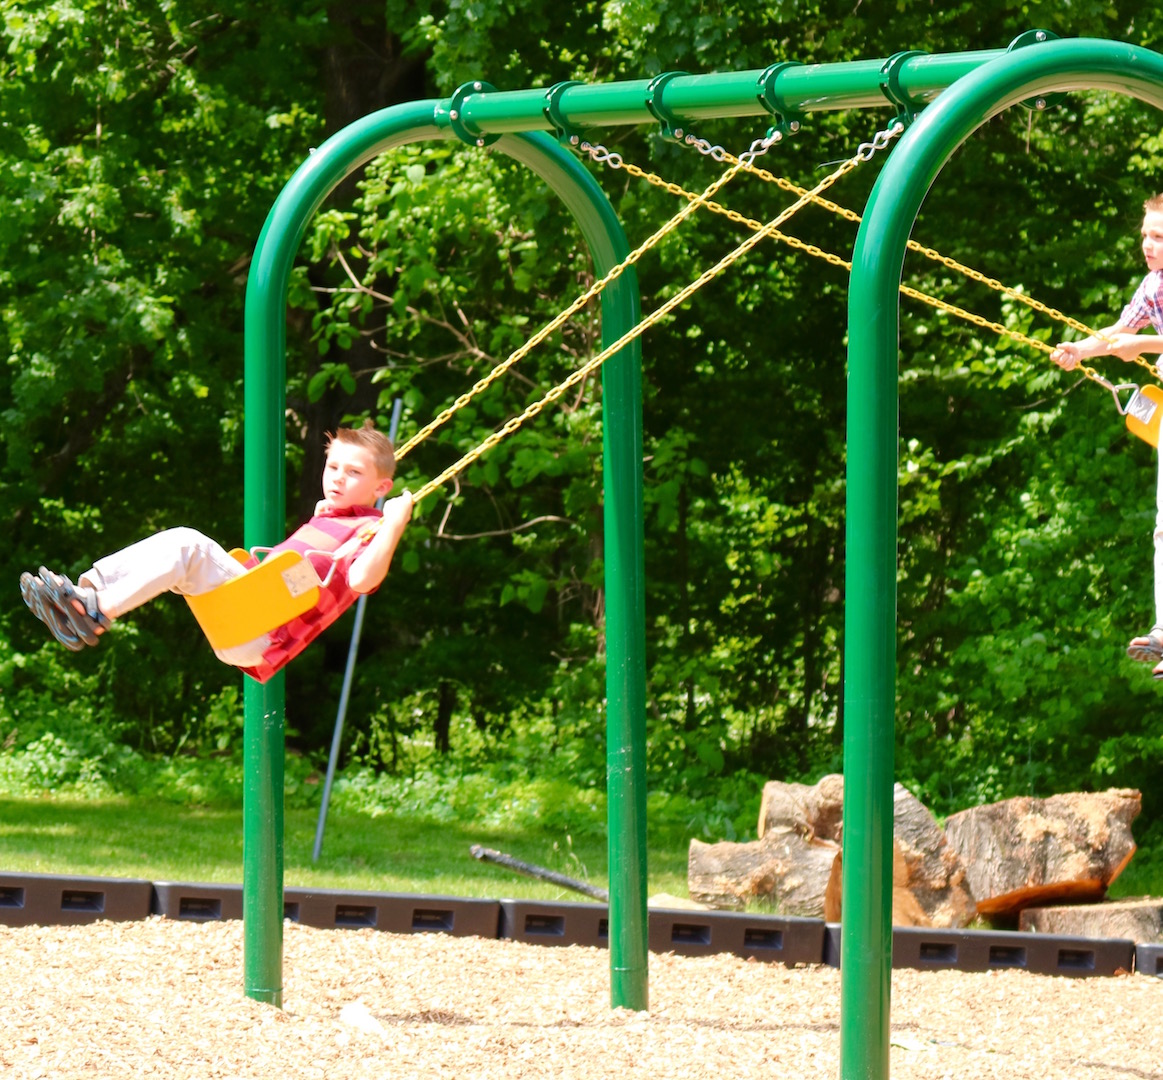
[1,917,1159,1079]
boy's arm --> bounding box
[347,491,414,594]
[1107,331,1163,361]
[1050,320,1144,369]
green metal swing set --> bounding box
[235,32,1163,1080]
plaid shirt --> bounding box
[1119,269,1163,333]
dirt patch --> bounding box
[1,918,1159,1079]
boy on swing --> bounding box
[20,420,413,683]
[1051,193,1163,677]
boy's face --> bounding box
[1142,209,1163,273]
[321,442,393,510]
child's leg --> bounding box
[83,527,271,668]
[79,527,247,619]
[1128,450,1163,665]
[1155,446,1163,629]
[213,635,272,668]
[1146,451,1163,676]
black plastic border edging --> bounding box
[499,898,609,947]
[2,873,1157,977]
[824,923,1139,977]
[152,881,243,922]
[498,899,828,964]
[0,871,153,927]
[1136,942,1163,977]
[151,881,500,938]
[647,906,825,964]
[290,887,499,937]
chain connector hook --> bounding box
[855,119,906,162]
[577,140,623,169]
[1085,370,1141,416]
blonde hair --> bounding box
[1144,193,1163,215]
[327,418,396,479]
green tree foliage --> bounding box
[0,1,330,744]
[3,0,1163,851]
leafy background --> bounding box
[2,1,1162,862]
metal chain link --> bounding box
[856,121,906,160]
[395,139,753,463]
[407,112,1141,504]
[678,125,1161,385]
[409,142,873,504]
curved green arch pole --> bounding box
[843,38,1163,1080]
[242,107,645,1008]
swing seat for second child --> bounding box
[185,549,322,651]
[1124,383,1163,447]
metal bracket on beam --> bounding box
[543,80,586,148]
[879,51,928,128]
[757,61,804,140]
[449,80,500,148]
[1007,29,1063,111]
[645,70,691,142]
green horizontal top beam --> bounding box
[437,49,1010,137]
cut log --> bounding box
[688,827,841,917]
[890,783,976,928]
[943,789,1141,919]
[827,784,975,929]
[1018,898,1163,943]
[757,773,844,842]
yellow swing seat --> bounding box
[1125,383,1163,448]
[185,549,322,652]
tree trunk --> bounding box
[434,681,455,755]
[736,777,974,928]
[944,788,1141,919]
[295,1,429,522]
[888,784,975,928]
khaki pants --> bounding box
[79,527,270,666]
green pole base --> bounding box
[245,987,283,1008]
[610,967,649,1012]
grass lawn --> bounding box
[0,793,692,901]
[4,791,1156,910]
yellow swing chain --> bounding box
[406,127,895,504]
[591,137,1049,350]
[393,132,783,465]
[728,152,1163,384]
[630,131,1158,401]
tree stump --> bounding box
[1018,898,1163,943]
[943,789,1141,919]
[687,827,841,917]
